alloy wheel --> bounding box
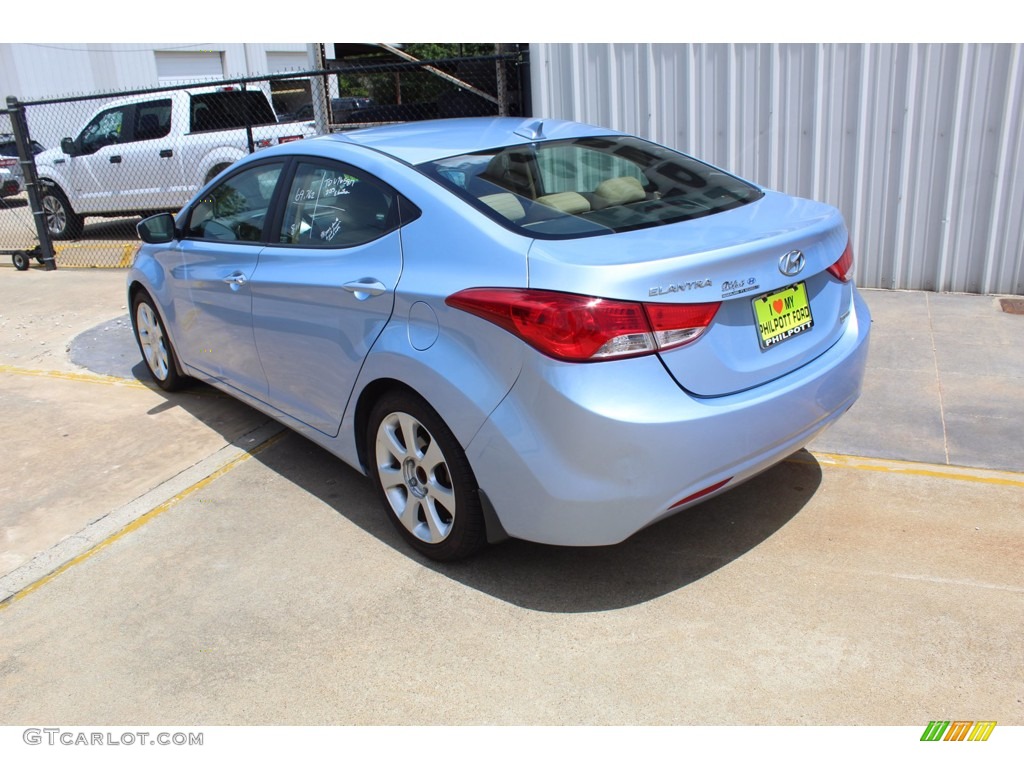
[135,301,170,381]
[374,411,457,545]
[41,195,67,237]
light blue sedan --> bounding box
[128,117,870,560]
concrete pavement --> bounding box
[809,288,1024,472]
[0,263,1021,725]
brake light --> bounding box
[277,135,303,144]
[827,240,854,282]
[446,288,720,362]
[0,158,17,168]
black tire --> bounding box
[40,186,84,240]
[12,252,29,271]
[131,292,186,391]
[367,391,487,561]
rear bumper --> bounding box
[466,288,871,546]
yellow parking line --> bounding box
[0,364,147,389]
[50,241,137,269]
[790,451,1024,488]
[117,242,137,268]
[0,430,286,611]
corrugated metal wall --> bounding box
[531,43,1024,295]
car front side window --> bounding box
[185,162,284,242]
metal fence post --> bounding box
[5,96,56,270]
[495,44,509,117]
[240,83,255,154]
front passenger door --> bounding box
[177,160,286,398]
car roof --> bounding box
[320,117,626,166]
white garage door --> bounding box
[155,51,225,85]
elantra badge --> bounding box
[779,250,806,277]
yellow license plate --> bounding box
[753,282,814,349]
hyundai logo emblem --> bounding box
[779,250,806,277]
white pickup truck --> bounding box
[34,86,317,239]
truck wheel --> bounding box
[40,187,84,240]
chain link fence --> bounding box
[0,48,529,269]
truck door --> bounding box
[115,98,181,211]
[66,104,133,211]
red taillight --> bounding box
[277,135,303,144]
[827,240,854,282]
[0,158,17,168]
[644,302,722,351]
[446,288,720,362]
[667,477,732,509]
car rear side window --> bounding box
[276,161,400,248]
[419,135,763,238]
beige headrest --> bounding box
[478,193,526,222]
[593,176,645,207]
[536,191,591,215]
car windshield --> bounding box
[418,135,763,238]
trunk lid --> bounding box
[526,190,853,396]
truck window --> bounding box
[134,99,172,141]
[79,107,128,154]
[189,91,277,133]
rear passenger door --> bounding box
[250,159,409,437]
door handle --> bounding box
[109,155,122,163]
[223,272,248,287]
[342,278,387,300]
[159,149,173,158]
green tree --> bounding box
[334,44,502,108]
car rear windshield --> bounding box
[190,91,277,133]
[417,135,763,238]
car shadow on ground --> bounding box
[76,319,821,614]
[246,426,822,614]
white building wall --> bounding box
[0,43,310,99]
[531,43,1024,295]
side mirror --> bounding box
[137,212,177,244]
[59,137,78,156]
